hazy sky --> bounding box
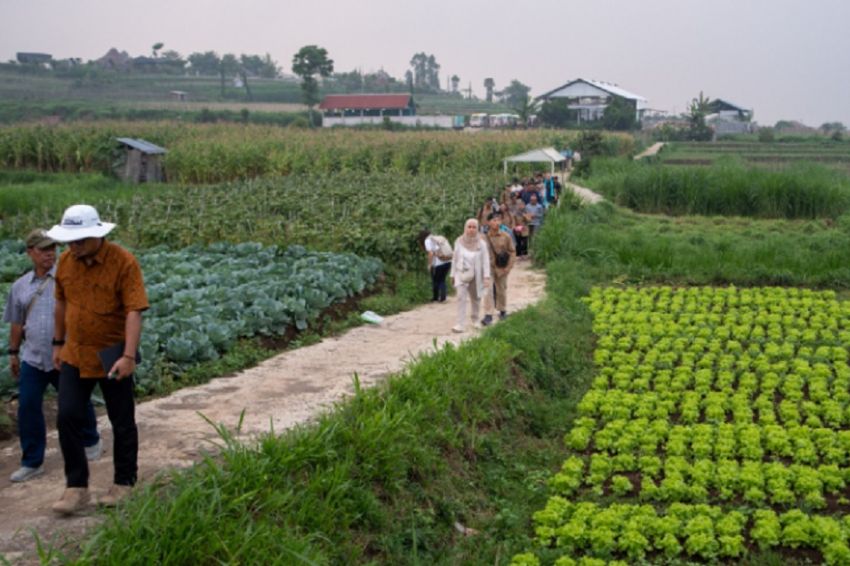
[2,0,849,126]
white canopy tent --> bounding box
[503,147,566,176]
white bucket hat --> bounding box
[46,204,116,242]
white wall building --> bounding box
[536,78,648,124]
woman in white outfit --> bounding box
[450,218,492,333]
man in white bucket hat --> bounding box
[46,205,149,515]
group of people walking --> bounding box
[5,177,557,516]
[5,205,148,516]
[420,175,553,332]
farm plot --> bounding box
[0,123,618,181]
[0,171,506,270]
[577,157,850,218]
[0,241,382,395]
[516,286,850,565]
[659,142,850,175]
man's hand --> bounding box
[10,355,20,380]
[108,356,136,381]
[52,346,62,371]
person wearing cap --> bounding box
[45,205,149,515]
[3,230,102,483]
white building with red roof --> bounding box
[318,94,456,128]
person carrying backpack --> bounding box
[418,229,453,303]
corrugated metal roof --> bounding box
[537,78,647,103]
[583,79,646,102]
[116,138,167,154]
[319,94,412,111]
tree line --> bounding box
[9,43,532,106]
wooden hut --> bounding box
[115,138,167,183]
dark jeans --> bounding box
[57,363,138,487]
[431,262,451,301]
[516,235,529,257]
[18,361,99,468]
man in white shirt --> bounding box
[418,230,452,302]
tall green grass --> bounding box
[533,201,850,287]
[581,158,850,218]
[0,171,141,218]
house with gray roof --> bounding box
[536,78,648,124]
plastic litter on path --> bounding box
[360,310,384,324]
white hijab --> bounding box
[451,218,491,294]
[459,218,482,251]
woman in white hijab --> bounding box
[450,218,492,333]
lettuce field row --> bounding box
[513,501,850,565]
[517,285,850,564]
[0,241,382,395]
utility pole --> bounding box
[464,82,473,100]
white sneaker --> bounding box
[10,465,44,482]
[85,438,103,461]
[451,325,465,333]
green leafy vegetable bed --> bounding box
[0,241,382,395]
[516,285,850,565]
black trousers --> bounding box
[431,262,451,301]
[516,235,529,256]
[57,363,138,487]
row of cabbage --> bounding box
[514,286,850,565]
[0,240,382,394]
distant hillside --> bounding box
[0,68,511,122]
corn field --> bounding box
[0,122,636,182]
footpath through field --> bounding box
[634,141,665,160]
[0,262,547,562]
[563,172,606,205]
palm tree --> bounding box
[484,78,495,103]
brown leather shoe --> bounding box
[98,484,132,507]
[52,487,91,515]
